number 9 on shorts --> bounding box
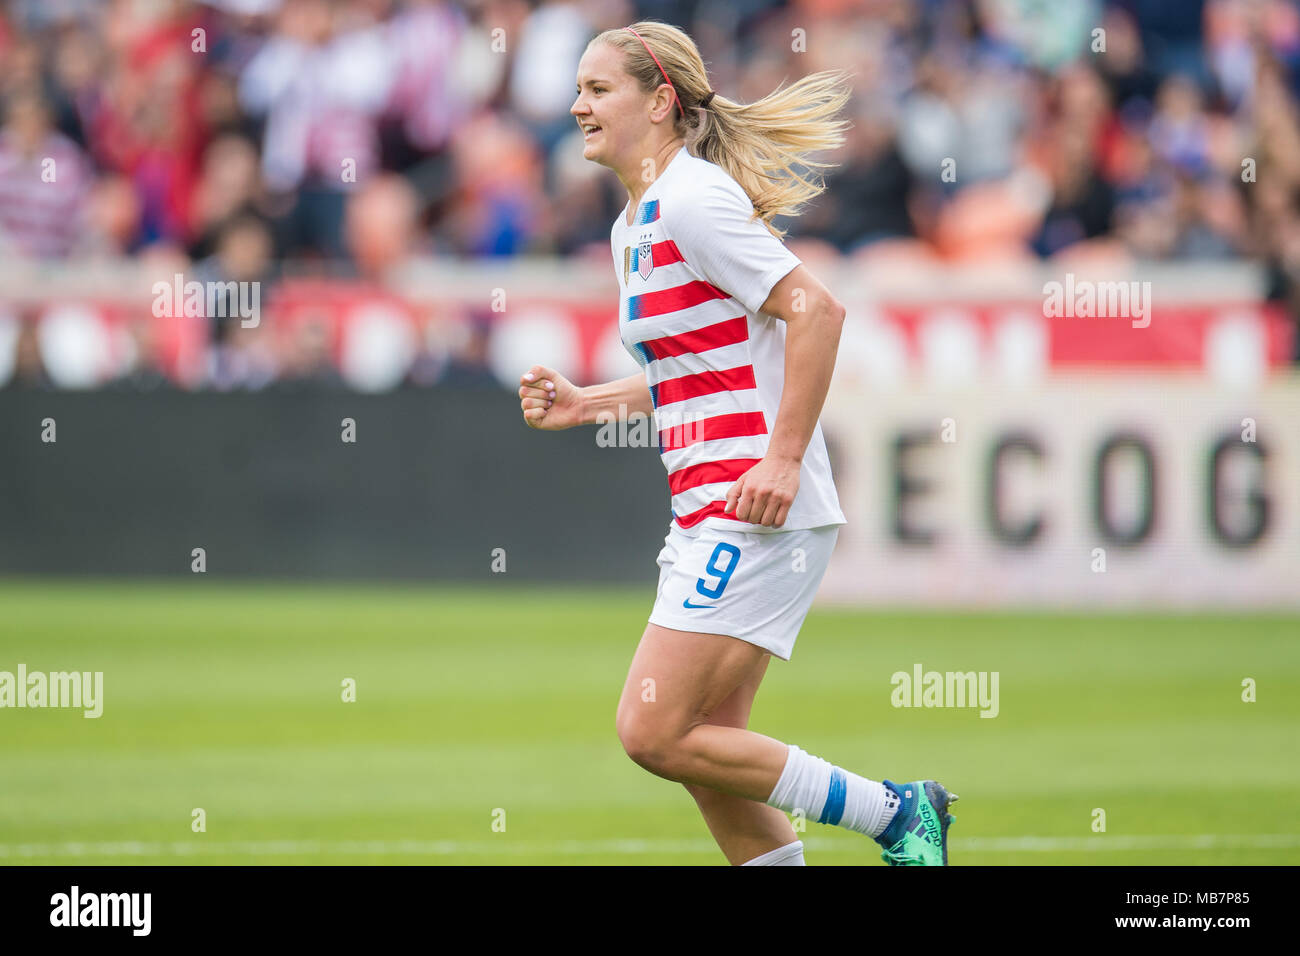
[647,522,839,661]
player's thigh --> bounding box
[615,622,768,753]
[708,652,771,730]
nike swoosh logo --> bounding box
[682,598,715,609]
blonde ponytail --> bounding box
[593,21,852,239]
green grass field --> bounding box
[1,579,1296,865]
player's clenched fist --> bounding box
[724,455,801,527]
[519,365,585,430]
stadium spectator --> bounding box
[0,88,93,258]
[344,173,422,279]
[190,134,267,260]
[85,1,208,246]
[74,173,144,257]
[238,0,394,258]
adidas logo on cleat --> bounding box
[919,800,940,843]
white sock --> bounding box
[741,840,806,866]
[765,744,900,838]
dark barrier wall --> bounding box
[0,387,671,582]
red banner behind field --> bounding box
[2,279,1294,388]
[884,302,1294,368]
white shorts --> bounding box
[646,521,840,661]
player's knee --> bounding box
[615,709,682,780]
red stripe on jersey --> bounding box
[659,411,768,452]
[653,239,685,267]
[654,365,756,407]
[639,316,749,361]
[632,280,729,319]
[667,458,760,496]
[674,500,748,529]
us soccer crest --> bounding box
[622,232,655,283]
[637,232,654,281]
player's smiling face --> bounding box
[572,43,648,170]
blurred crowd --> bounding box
[2,0,1300,388]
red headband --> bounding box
[625,26,683,117]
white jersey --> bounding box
[611,145,846,533]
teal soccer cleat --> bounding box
[874,780,958,866]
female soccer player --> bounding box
[518,21,956,866]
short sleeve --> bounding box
[665,178,801,316]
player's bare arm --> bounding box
[723,264,847,528]
[518,367,652,430]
